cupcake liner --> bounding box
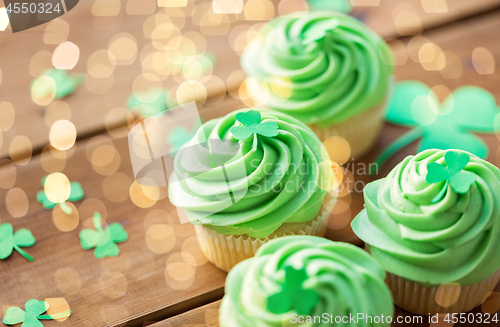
[309,98,388,160]
[386,269,500,316]
[194,201,335,272]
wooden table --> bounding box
[1,1,500,326]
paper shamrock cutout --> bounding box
[36,175,84,214]
[230,110,279,140]
[167,125,196,154]
[267,266,319,315]
[3,299,70,327]
[126,88,170,117]
[0,223,36,261]
[372,81,500,174]
[79,212,128,258]
[426,151,476,203]
[31,69,84,100]
[307,0,352,13]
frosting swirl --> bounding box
[219,236,394,327]
[168,109,331,238]
[241,11,394,127]
[352,149,500,286]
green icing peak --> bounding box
[352,149,500,286]
[168,108,331,238]
[241,11,394,127]
[219,236,394,327]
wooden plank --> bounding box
[0,97,250,327]
[2,0,500,160]
[154,290,500,327]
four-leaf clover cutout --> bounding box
[373,81,500,173]
[79,212,128,259]
[267,266,319,315]
[3,299,70,327]
[426,151,476,203]
[0,223,36,261]
[230,110,279,140]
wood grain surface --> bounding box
[1,0,499,159]
[1,1,500,327]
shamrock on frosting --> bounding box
[426,151,476,203]
[230,110,279,140]
[36,175,84,214]
[79,212,128,259]
[31,69,84,101]
[267,266,319,315]
[3,299,70,327]
[0,223,36,261]
[126,88,171,117]
[372,81,500,174]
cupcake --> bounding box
[219,235,394,326]
[352,149,500,315]
[168,109,336,272]
[241,11,394,159]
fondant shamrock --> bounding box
[31,69,84,100]
[307,0,352,13]
[230,110,279,140]
[267,266,319,315]
[126,88,170,117]
[426,151,476,203]
[0,223,36,261]
[3,299,70,327]
[79,212,128,259]
[36,175,84,214]
[372,81,500,174]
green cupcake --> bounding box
[352,149,500,315]
[168,109,336,271]
[220,236,394,326]
[241,11,394,158]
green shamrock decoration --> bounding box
[3,299,70,327]
[167,125,196,154]
[372,81,500,174]
[267,266,319,315]
[79,212,128,259]
[0,223,36,261]
[307,0,352,13]
[230,110,279,141]
[426,151,476,203]
[126,88,171,117]
[36,176,84,214]
[31,69,84,100]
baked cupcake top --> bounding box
[219,236,394,327]
[352,149,500,286]
[168,109,332,238]
[241,11,394,128]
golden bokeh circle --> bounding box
[145,224,175,254]
[102,172,131,203]
[54,268,82,294]
[322,136,351,165]
[52,203,80,232]
[0,101,15,131]
[5,187,29,218]
[0,159,16,189]
[44,172,71,204]
[49,119,77,151]
[98,271,128,299]
[9,135,33,165]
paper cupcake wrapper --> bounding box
[309,98,387,160]
[194,202,334,272]
[386,269,500,315]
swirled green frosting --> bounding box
[241,11,394,128]
[168,109,331,238]
[352,149,500,286]
[220,236,394,327]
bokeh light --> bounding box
[43,19,70,44]
[49,119,77,151]
[5,188,29,218]
[146,224,175,254]
[472,47,495,75]
[52,41,80,70]
[44,172,71,204]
